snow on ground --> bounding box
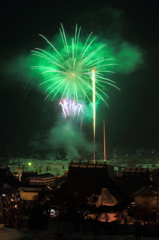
[0,224,32,240]
[6,159,71,176]
[4,158,120,176]
[1,220,159,240]
[2,158,158,177]
[20,219,159,240]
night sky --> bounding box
[0,0,159,159]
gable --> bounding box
[135,189,157,197]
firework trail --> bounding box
[59,99,84,119]
[103,120,106,162]
[32,24,119,104]
[92,69,96,161]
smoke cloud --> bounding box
[50,124,93,159]
[0,8,144,159]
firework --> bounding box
[92,69,96,161]
[59,99,84,119]
[32,24,119,104]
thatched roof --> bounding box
[66,162,130,211]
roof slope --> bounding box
[0,167,20,189]
[66,163,130,211]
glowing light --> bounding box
[92,69,96,139]
[103,120,106,162]
[32,24,119,104]
[92,69,96,161]
[28,162,32,166]
[59,99,84,119]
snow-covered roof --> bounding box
[102,188,118,206]
[133,185,158,196]
[18,186,44,192]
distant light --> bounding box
[28,162,32,166]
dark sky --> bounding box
[0,0,159,158]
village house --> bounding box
[28,173,55,187]
[66,161,130,212]
[133,185,158,222]
[18,185,51,201]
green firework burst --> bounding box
[32,24,119,104]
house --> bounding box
[21,172,37,184]
[0,167,21,224]
[107,164,126,177]
[18,185,51,201]
[1,183,19,200]
[117,167,152,196]
[0,167,21,189]
[66,161,130,212]
[123,167,150,180]
[28,173,55,187]
[133,185,158,221]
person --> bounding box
[134,221,141,240]
[124,215,127,225]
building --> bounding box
[116,167,152,196]
[0,167,21,224]
[21,172,37,185]
[28,173,55,187]
[123,167,150,180]
[18,185,51,201]
[133,185,158,221]
[66,161,130,212]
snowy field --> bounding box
[0,158,159,175]
[3,158,110,176]
[4,158,71,176]
[2,158,158,177]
